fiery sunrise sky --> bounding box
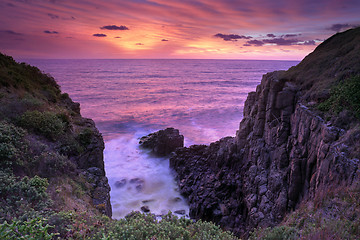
[1,0,359,60]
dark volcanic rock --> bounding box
[141,205,150,212]
[170,70,359,237]
[83,167,112,217]
[139,128,184,156]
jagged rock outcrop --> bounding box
[169,28,360,237]
[139,127,184,156]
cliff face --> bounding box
[169,28,360,237]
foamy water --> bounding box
[24,59,298,218]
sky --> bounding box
[0,0,359,60]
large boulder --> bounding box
[139,128,184,157]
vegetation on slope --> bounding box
[283,27,360,104]
[250,185,360,239]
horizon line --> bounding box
[16,57,301,62]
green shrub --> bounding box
[249,226,298,240]
[91,211,237,240]
[318,75,360,119]
[77,128,94,147]
[18,110,66,140]
[0,121,26,166]
[0,171,50,222]
[35,152,76,177]
[0,218,58,240]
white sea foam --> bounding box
[104,132,189,219]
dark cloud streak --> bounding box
[327,23,359,32]
[0,30,23,35]
[48,13,59,19]
[44,30,59,34]
[100,25,129,30]
[93,33,107,37]
[246,40,264,46]
[263,38,300,45]
[214,33,252,41]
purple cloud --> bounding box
[245,40,264,46]
[283,34,300,38]
[161,39,169,41]
[48,13,59,19]
[303,40,316,45]
[100,25,129,30]
[0,30,23,35]
[214,33,252,41]
[327,23,359,32]
[44,30,59,34]
[93,33,107,37]
[263,38,299,45]
[135,43,144,45]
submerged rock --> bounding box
[139,128,184,156]
[115,178,127,188]
[129,178,145,192]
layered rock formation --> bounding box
[169,28,360,237]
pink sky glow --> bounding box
[0,0,359,60]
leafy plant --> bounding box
[0,171,50,222]
[0,218,58,240]
[91,211,237,240]
[0,121,26,167]
[318,75,360,119]
[18,110,67,140]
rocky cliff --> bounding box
[169,27,360,237]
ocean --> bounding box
[25,59,298,219]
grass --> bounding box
[283,27,360,103]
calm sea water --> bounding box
[25,59,298,218]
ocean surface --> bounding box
[24,59,298,219]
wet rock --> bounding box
[170,197,182,203]
[130,178,145,192]
[139,128,184,156]
[174,210,186,215]
[142,199,155,204]
[141,206,150,213]
[115,179,127,188]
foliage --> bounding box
[0,53,61,102]
[0,171,50,222]
[91,211,237,240]
[77,128,94,147]
[0,121,26,166]
[249,226,298,240]
[250,186,360,240]
[35,152,76,178]
[283,27,360,102]
[18,110,67,140]
[317,75,360,119]
[0,218,58,240]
